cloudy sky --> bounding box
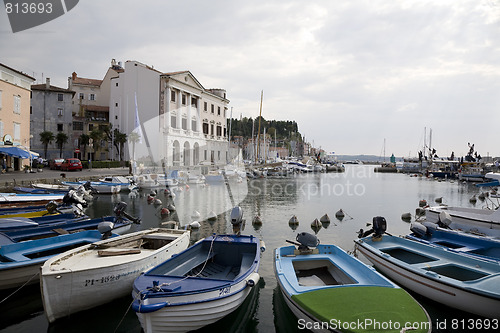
[2,0,500,158]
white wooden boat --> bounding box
[62,181,121,194]
[99,176,138,191]
[355,230,500,319]
[132,234,262,333]
[426,205,500,237]
[31,183,72,193]
[275,232,431,332]
[135,174,162,189]
[41,227,190,323]
[0,192,65,204]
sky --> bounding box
[2,0,500,158]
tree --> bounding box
[79,134,90,160]
[114,129,127,161]
[89,130,103,160]
[55,132,68,158]
[40,131,54,159]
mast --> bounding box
[256,90,263,163]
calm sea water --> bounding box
[0,165,494,333]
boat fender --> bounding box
[260,240,266,253]
[410,222,427,238]
[160,208,170,216]
[246,272,260,287]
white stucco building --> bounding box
[110,60,229,169]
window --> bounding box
[170,90,176,102]
[204,102,207,111]
[0,90,2,109]
[204,149,207,160]
[57,124,63,131]
[202,122,209,135]
[115,82,118,87]
[181,94,186,105]
[115,102,118,107]
[89,124,94,131]
[210,124,214,135]
[58,108,63,116]
[89,93,95,101]
[13,95,21,114]
[58,93,63,101]
[79,93,84,100]
[0,121,3,137]
[216,125,222,137]
[171,115,177,128]
[13,122,20,140]
[211,104,214,114]
[191,119,197,131]
[191,97,197,108]
[182,117,187,130]
[217,106,220,116]
[73,121,83,130]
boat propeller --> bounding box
[357,216,388,239]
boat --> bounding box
[135,174,162,190]
[99,176,138,191]
[31,183,72,193]
[204,170,226,184]
[0,228,117,290]
[0,202,139,243]
[62,180,121,194]
[0,202,76,219]
[275,231,431,332]
[354,217,500,319]
[425,205,500,237]
[407,221,500,262]
[131,233,262,332]
[0,192,66,205]
[40,227,190,323]
[458,162,486,182]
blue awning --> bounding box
[0,146,39,159]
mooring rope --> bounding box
[0,272,39,304]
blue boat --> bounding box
[407,221,500,262]
[275,231,431,332]
[131,234,262,333]
[0,229,117,290]
[355,217,500,319]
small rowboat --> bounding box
[132,234,262,333]
[275,231,431,332]
[41,228,190,323]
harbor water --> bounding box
[0,165,495,332]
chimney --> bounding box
[72,72,77,80]
[46,78,50,89]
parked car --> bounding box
[60,158,83,171]
[49,158,65,170]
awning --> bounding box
[0,146,40,159]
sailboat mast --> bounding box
[256,90,263,163]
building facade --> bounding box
[30,78,75,159]
[0,63,35,170]
[110,60,230,170]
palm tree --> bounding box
[55,132,69,158]
[114,129,127,161]
[79,134,90,160]
[89,130,103,160]
[40,131,54,159]
[128,131,140,174]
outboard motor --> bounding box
[113,201,141,224]
[296,232,320,249]
[438,211,452,228]
[357,216,387,239]
[83,181,98,194]
[63,189,88,207]
[410,222,428,238]
[45,201,59,214]
[98,221,115,239]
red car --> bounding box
[49,158,65,170]
[60,158,83,171]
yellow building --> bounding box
[0,63,35,171]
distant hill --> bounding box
[333,155,402,163]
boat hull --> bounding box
[355,236,500,319]
[41,229,190,323]
[426,206,500,237]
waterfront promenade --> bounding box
[0,167,130,191]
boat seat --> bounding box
[234,253,255,279]
[165,251,216,276]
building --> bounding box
[110,60,230,170]
[68,59,123,161]
[0,63,35,171]
[30,78,75,159]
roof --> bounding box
[31,84,75,95]
[72,77,102,87]
[0,63,35,81]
